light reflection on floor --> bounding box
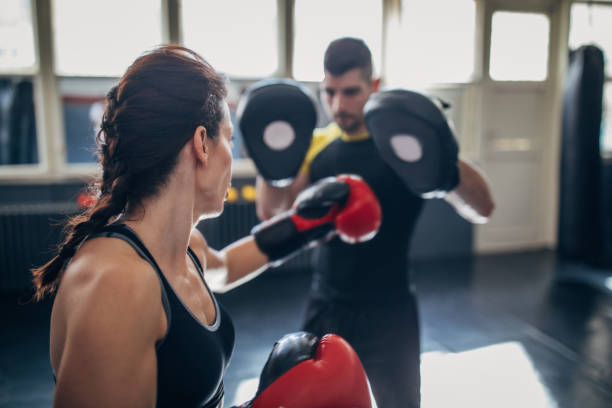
[230,342,556,408]
[231,378,258,406]
[421,342,558,408]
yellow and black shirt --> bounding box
[301,123,424,300]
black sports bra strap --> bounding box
[87,224,172,347]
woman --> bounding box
[32,45,269,408]
[32,44,379,408]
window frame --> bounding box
[388,0,479,87]
[291,0,385,82]
[0,0,39,76]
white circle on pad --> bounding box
[390,134,423,162]
[263,121,295,151]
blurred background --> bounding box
[1,0,612,407]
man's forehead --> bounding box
[323,68,370,88]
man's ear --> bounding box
[371,78,381,92]
[193,125,208,165]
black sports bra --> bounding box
[87,224,235,408]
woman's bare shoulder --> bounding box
[55,237,164,327]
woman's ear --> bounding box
[193,125,208,165]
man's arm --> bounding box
[256,171,310,220]
[444,158,495,224]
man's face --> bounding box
[323,68,377,134]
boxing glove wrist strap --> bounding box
[252,215,334,265]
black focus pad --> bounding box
[237,78,317,186]
[255,332,319,396]
[364,89,459,196]
[295,177,350,219]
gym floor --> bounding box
[1,250,612,408]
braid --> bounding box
[31,87,129,301]
[30,188,128,300]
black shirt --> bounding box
[304,124,424,299]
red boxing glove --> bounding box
[237,332,372,408]
[252,174,381,264]
[334,174,382,243]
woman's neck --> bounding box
[121,168,196,274]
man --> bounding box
[256,37,494,407]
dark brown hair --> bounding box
[31,45,227,300]
[324,37,373,80]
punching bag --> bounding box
[558,45,605,264]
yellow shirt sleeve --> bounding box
[299,123,342,176]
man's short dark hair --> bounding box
[324,37,373,80]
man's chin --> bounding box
[337,121,361,134]
[335,116,362,132]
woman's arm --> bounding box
[190,228,269,293]
[191,174,381,293]
[444,158,495,224]
[53,254,164,407]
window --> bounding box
[0,79,38,165]
[181,0,278,78]
[52,0,162,164]
[62,96,103,163]
[569,3,612,78]
[52,0,163,76]
[388,0,476,87]
[0,0,38,166]
[59,78,115,164]
[292,0,382,82]
[489,12,549,81]
[0,0,36,73]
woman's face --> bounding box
[197,101,234,219]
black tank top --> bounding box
[88,224,235,408]
[308,132,424,299]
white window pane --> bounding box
[182,0,278,78]
[602,83,612,153]
[569,4,612,78]
[293,0,382,82]
[52,0,162,76]
[0,0,36,72]
[389,0,475,87]
[489,12,549,81]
